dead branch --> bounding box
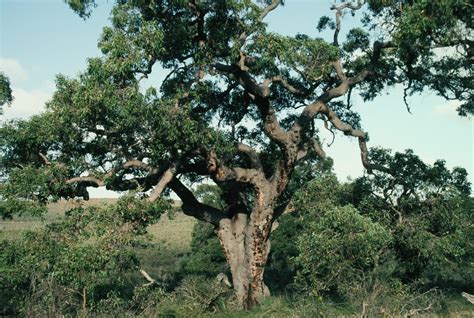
[140,269,157,287]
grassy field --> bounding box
[0,198,197,289]
[0,199,196,249]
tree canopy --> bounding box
[1,0,472,308]
[0,73,13,114]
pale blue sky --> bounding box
[1,0,472,196]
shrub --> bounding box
[294,205,392,298]
[0,195,169,316]
[181,221,228,277]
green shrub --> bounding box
[294,205,392,298]
[143,276,232,317]
[0,195,169,316]
[180,221,228,277]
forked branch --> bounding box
[331,0,364,46]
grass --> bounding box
[0,198,196,248]
[0,199,116,240]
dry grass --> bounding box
[0,199,196,249]
[0,199,118,240]
[148,210,196,251]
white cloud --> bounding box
[433,100,462,118]
[1,87,52,120]
[0,58,28,83]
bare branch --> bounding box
[140,269,157,286]
[148,164,177,202]
[65,176,105,187]
[259,0,281,21]
[261,75,304,96]
[38,152,51,165]
[293,100,390,174]
[135,55,157,82]
[238,0,281,46]
[323,117,336,147]
[331,1,364,46]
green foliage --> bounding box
[271,150,472,308]
[194,183,225,209]
[363,0,473,115]
[182,184,227,277]
[264,213,302,292]
[0,73,13,113]
[249,33,340,81]
[0,165,70,219]
[2,0,473,313]
[343,28,370,53]
[351,149,473,289]
[182,221,228,277]
[317,16,335,32]
[65,0,96,19]
[137,276,232,317]
[0,195,169,316]
[295,205,392,297]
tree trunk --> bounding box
[216,204,273,309]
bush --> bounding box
[0,195,169,316]
[294,205,392,298]
[180,221,228,277]
[142,276,232,317]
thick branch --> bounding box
[332,59,348,81]
[296,100,390,173]
[148,164,177,202]
[122,159,155,172]
[261,76,304,96]
[254,97,290,150]
[212,65,291,157]
[296,138,326,161]
[236,142,263,171]
[357,136,391,173]
[206,149,265,186]
[291,40,393,138]
[168,178,224,225]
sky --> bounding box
[1,0,472,197]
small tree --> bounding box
[290,149,471,296]
[1,0,472,308]
[352,148,473,289]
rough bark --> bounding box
[215,184,276,308]
[216,212,272,308]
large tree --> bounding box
[1,0,472,308]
